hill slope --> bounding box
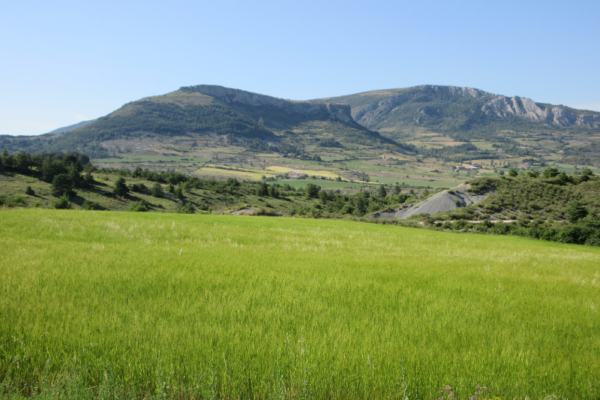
[0,85,397,158]
[45,119,95,135]
[316,85,600,140]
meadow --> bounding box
[1,209,600,399]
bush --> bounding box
[178,203,196,214]
[131,183,147,193]
[5,196,28,207]
[52,195,72,210]
[82,200,101,210]
[566,201,588,223]
[150,182,163,198]
[25,186,35,195]
[129,201,148,212]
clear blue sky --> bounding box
[1,0,599,136]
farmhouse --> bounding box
[287,171,308,179]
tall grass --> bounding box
[1,209,599,399]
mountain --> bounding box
[316,85,600,141]
[45,119,96,135]
[0,85,398,157]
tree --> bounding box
[268,185,280,198]
[319,190,329,204]
[82,170,96,188]
[150,182,163,198]
[41,158,55,182]
[543,167,559,178]
[378,185,387,198]
[113,177,129,197]
[51,174,74,197]
[256,182,269,196]
[393,184,401,195]
[580,168,594,182]
[566,201,588,223]
[306,183,319,199]
[68,165,82,188]
[353,197,366,216]
[508,168,518,177]
[174,187,184,200]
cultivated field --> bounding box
[1,209,599,399]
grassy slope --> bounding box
[1,209,599,399]
[0,170,317,215]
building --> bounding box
[288,171,308,179]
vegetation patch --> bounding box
[1,210,599,399]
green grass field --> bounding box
[1,209,599,399]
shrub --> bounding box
[52,195,72,210]
[566,201,588,223]
[178,203,196,214]
[129,201,148,212]
[82,200,101,210]
[25,186,35,195]
[5,196,28,207]
[150,182,163,198]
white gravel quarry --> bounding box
[371,184,491,219]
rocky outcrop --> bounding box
[347,85,600,130]
[181,85,355,124]
[481,96,600,128]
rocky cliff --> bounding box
[481,95,600,128]
[320,85,600,133]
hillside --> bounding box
[45,119,95,135]
[0,85,397,159]
[316,85,600,141]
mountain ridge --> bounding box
[316,85,600,134]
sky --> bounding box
[1,0,599,136]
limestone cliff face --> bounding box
[347,85,600,130]
[481,96,600,128]
[181,85,355,124]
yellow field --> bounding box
[195,167,276,180]
[266,166,342,179]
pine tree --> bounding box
[151,182,163,198]
[113,177,129,197]
[51,174,74,197]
